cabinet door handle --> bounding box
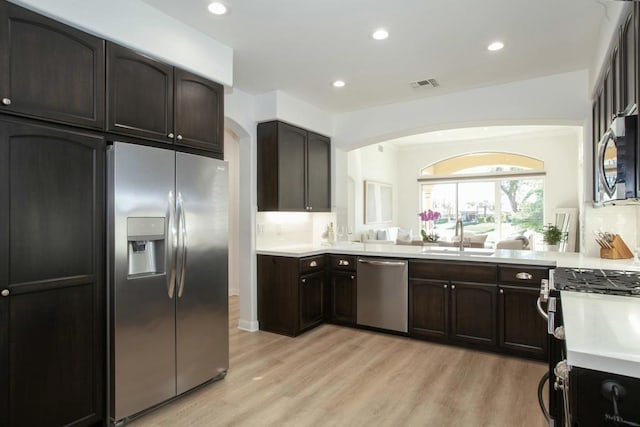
[309,206,313,211]
[351,275,355,280]
[301,278,307,284]
[177,134,183,140]
[309,260,318,267]
[1,98,11,106]
[338,259,350,266]
[1,289,9,297]
[444,284,448,289]
[451,284,456,290]
[500,289,504,294]
[168,132,174,138]
[515,272,533,280]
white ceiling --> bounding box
[142,0,606,113]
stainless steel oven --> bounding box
[537,270,569,427]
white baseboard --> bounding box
[237,319,259,332]
[228,288,240,296]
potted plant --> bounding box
[542,223,566,251]
[418,209,441,243]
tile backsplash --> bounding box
[581,203,640,257]
[256,211,337,249]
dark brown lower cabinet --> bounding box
[257,255,326,336]
[450,282,497,347]
[498,285,548,359]
[331,271,357,325]
[409,278,449,340]
[300,271,325,330]
[0,117,105,426]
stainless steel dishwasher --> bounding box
[356,257,408,333]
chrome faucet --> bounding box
[455,219,464,251]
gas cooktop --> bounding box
[553,267,640,297]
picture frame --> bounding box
[364,180,393,224]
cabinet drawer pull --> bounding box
[338,259,350,266]
[515,272,533,280]
[177,134,183,140]
[451,284,455,290]
[309,260,318,267]
[168,132,174,138]
[1,98,11,106]
[1,289,9,297]
[500,289,504,294]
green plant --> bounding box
[542,223,566,245]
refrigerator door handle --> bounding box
[177,192,188,298]
[166,191,177,299]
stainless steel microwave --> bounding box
[594,114,638,206]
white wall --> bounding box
[333,71,589,150]
[347,142,399,237]
[224,129,240,296]
[254,90,334,137]
[392,130,581,239]
[11,0,233,86]
[225,88,258,331]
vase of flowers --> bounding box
[418,209,441,242]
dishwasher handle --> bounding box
[358,258,407,267]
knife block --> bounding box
[600,234,634,259]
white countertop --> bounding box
[256,242,640,270]
[561,291,640,378]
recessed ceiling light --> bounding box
[372,29,389,40]
[487,41,504,51]
[207,2,227,15]
[332,80,346,88]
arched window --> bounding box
[418,152,545,249]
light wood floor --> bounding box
[131,296,548,426]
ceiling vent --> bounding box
[410,78,439,89]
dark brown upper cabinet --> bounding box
[107,43,174,143]
[0,117,105,426]
[174,69,224,153]
[622,8,636,114]
[0,1,105,129]
[258,120,331,212]
[107,43,224,155]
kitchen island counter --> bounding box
[561,291,640,378]
[257,243,640,270]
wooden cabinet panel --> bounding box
[257,255,298,336]
[300,255,326,274]
[0,117,105,426]
[622,10,636,113]
[409,260,497,283]
[107,42,174,143]
[498,265,549,287]
[0,1,105,129]
[450,282,497,347]
[409,279,449,340]
[329,255,356,271]
[331,271,356,325]
[306,132,331,212]
[174,68,224,154]
[498,285,548,359]
[300,271,325,330]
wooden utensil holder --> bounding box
[600,234,634,259]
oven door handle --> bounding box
[536,297,549,321]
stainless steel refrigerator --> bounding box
[107,142,228,423]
